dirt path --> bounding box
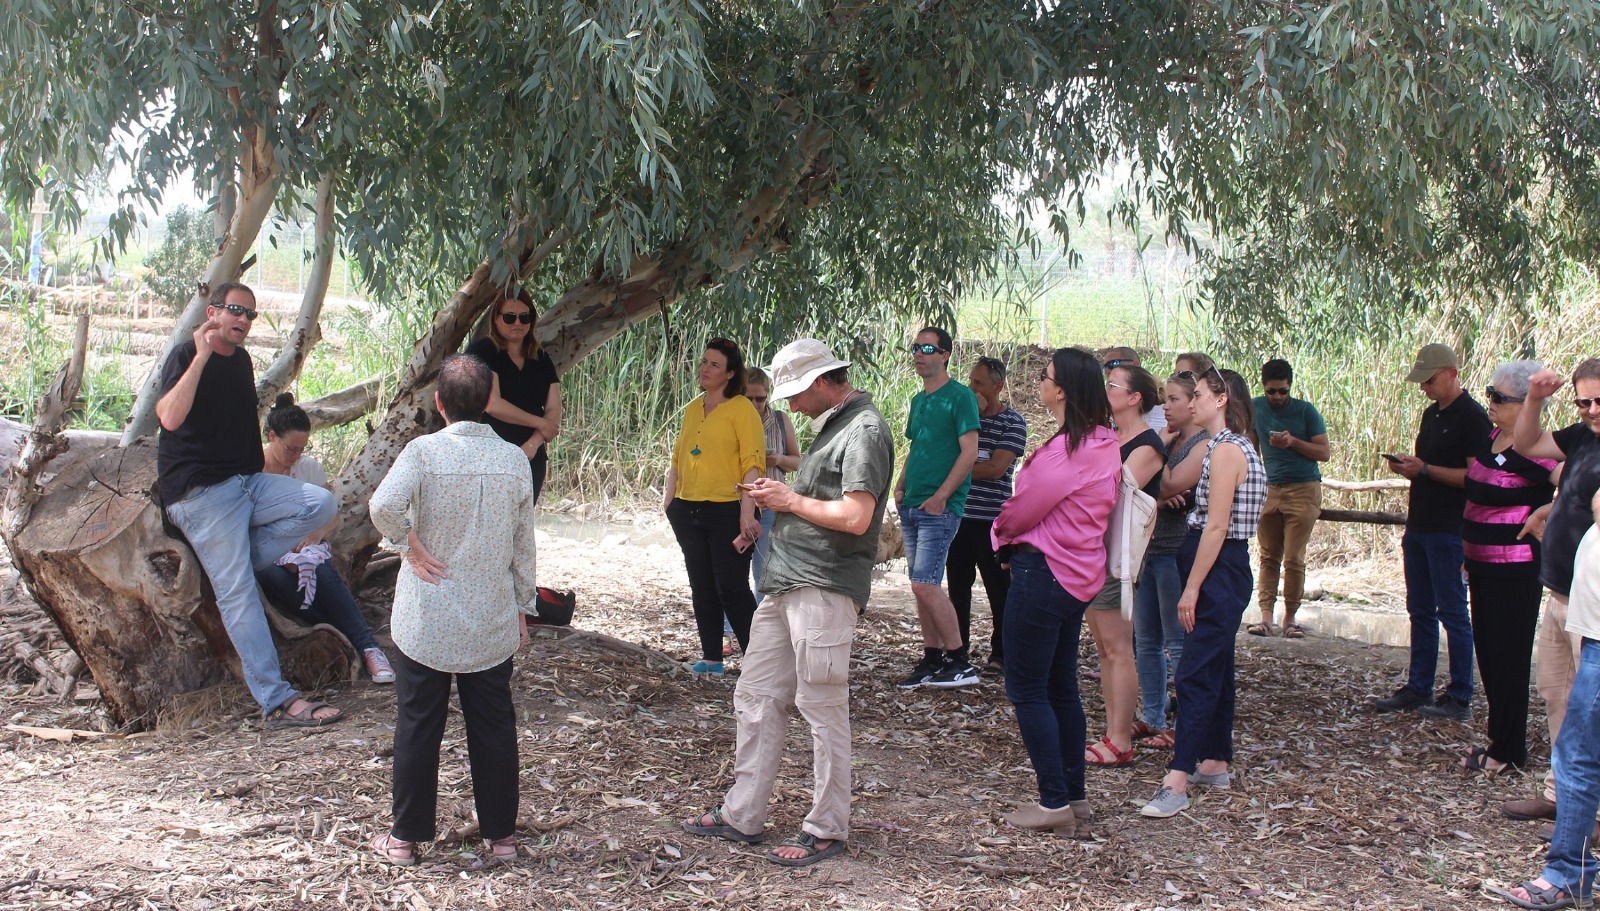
[0,530,1535,909]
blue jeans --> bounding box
[750,507,778,596]
[166,473,336,715]
[257,561,379,653]
[899,506,961,585]
[1171,535,1252,775]
[1542,637,1600,902]
[1402,531,1474,703]
[1003,551,1088,809]
[1134,552,1186,728]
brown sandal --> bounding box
[1140,728,1177,749]
[370,832,416,867]
[485,835,518,862]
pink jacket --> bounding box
[992,426,1120,601]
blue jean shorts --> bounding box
[899,505,962,585]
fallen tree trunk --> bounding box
[8,439,354,728]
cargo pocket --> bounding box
[799,627,854,688]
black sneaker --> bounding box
[925,656,981,689]
[1373,687,1432,713]
[1418,694,1472,721]
[897,656,942,689]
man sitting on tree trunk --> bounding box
[155,281,344,730]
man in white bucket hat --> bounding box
[683,338,894,866]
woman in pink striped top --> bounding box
[990,347,1121,835]
[1461,360,1559,773]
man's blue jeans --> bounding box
[1401,531,1474,703]
[167,473,336,715]
[1541,637,1600,903]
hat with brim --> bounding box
[768,339,851,399]
[1405,343,1459,383]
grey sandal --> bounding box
[682,806,764,843]
[767,832,847,867]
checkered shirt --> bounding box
[1187,428,1267,540]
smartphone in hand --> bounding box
[1381,453,1403,463]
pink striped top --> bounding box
[1462,430,1557,571]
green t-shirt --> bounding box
[761,393,896,608]
[1251,395,1328,484]
[903,378,982,516]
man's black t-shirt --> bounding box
[1541,423,1600,596]
[1407,391,1492,535]
[156,340,265,505]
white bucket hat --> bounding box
[768,339,851,399]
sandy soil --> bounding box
[0,526,1544,910]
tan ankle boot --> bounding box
[1066,800,1095,838]
[1003,802,1076,830]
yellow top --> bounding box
[672,394,766,502]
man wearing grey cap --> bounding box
[1374,343,1492,716]
[682,339,894,866]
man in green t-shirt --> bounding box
[894,327,982,689]
[1250,358,1332,639]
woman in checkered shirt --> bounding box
[1140,363,1266,818]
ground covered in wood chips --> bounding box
[0,527,1556,910]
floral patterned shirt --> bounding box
[369,421,539,673]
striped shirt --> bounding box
[1188,428,1267,540]
[760,408,795,482]
[1463,431,1557,575]
[964,407,1027,521]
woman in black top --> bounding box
[1082,363,1165,767]
[464,289,563,503]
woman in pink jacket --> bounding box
[991,347,1121,836]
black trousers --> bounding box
[946,517,1009,661]
[666,499,756,661]
[1469,570,1543,767]
[390,648,518,843]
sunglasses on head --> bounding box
[1486,385,1526,405]
[219,302,258,320]
[910,343,947,355]
[499,311,533,325]
[1103,358,1134,370]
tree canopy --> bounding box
[3,0,1598,360]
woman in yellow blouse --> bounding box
[664,338,766,675]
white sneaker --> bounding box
[364,648,395,684]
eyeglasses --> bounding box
[1040,368,1057,385]
[220,303,258,320]
[500,311,533,325]
[283,443,311,455]
[910,343,947,355]
[1106,381,1128,391]
[1103,358,1135,370]
[749,396,768,404]
[1486,386,1526,405]
[1264,387,1291,397]
[1577,396,1600,411]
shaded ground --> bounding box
[0,529,1546,910]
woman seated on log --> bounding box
[254,393,394,684]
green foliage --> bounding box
[141,206,215,314]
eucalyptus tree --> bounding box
[2,0,1598,723]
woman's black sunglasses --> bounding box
[500,312,534,325]
[1485,386,1525,405]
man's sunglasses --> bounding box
[219,303,258,320]
[500,311,534,325]
[1577,396,1600,411]
[1486,386,1526,405]
[1264,387,1291,397]
[910,343,947,355]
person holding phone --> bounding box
[1373,344,1492,718]
[1250,359,1331,639]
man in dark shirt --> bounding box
[1375,343,1491,718]
[682,339,894,866]
[157,282,342,730]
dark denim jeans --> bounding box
[1541,637,1600,902]
[257,561,379,653]
[1170,535,1252,776]
[1134,552,1185,728]
[1402,531,1474,703]
[1002,550,1088,809]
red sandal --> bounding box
[1085,735,1137,767]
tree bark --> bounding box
[255,175,335,415]
[7,439,354,728]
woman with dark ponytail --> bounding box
[258,393,394,684]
